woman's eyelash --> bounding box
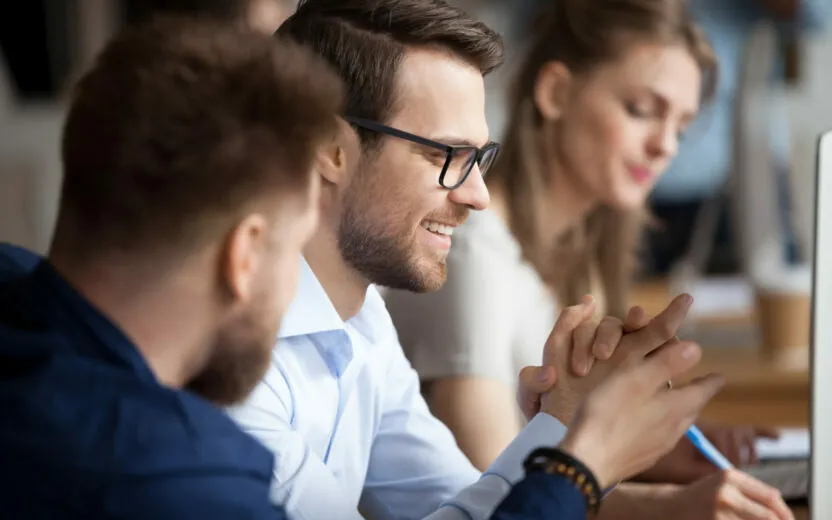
[625,101,651,117]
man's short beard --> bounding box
[337,207,445,293]
[185,293,275,406]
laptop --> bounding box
[808,128,832,517]
[739,130,832,515]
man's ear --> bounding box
[221,213,268,303]
[534,61,572,122]
[317,119,360,186]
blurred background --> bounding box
[1,0,830,429]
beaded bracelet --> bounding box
[523,447,602,517]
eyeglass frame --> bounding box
[344,116,500,190]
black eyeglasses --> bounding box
[345,116,500,190]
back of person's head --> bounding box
[126,0,294,33]
[488,0,717,318]
[278,0,503,144]
[54,17,345,404]
[125,0,250,24]
[56,17,339,262]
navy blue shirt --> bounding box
[0,242,39,281]
[0,261,287,519]
[0,247,589,519]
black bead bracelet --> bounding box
[523,447,602,517]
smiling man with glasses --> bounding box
[226,0,586,518]
[220,1,736,519]
[226,3,547,517]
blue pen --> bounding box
[686,425,734,470]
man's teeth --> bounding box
[420,221,454,236]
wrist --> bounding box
[643,483,688,520]
[524,447,603,516]
[540,392,574,425]
[558,430,611,489]
[607,483,682,520]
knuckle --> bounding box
[656,319,676,341]
[760,485,778,503]
[713,487,731,508]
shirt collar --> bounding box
[278,256,389,344]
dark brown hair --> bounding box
[487,0,717,318]
[54,17,343,260]
[277,0,504,145]
[125,0,250,24]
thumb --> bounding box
[518,365,557,393]
[517,365,556,420]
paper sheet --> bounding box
[756,428,810,460]
[686,277,754,318]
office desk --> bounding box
[632,280,811,518]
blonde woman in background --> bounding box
[385,0,789,518]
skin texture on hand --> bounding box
[596,474,793,520]
[514,301,649,422]
[556,338,724,488]
[540,294,694,425]
[517,297,791,518]
[651,470,794,520]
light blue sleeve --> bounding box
[361,338,569,520]
[436,414,570,519]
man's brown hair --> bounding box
[125,0,251,24]
[277,0,503,145]
[54,17,343,259]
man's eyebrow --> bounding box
[428,136,488,148]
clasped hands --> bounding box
[514,294,793,520]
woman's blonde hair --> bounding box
[487,0,717,318]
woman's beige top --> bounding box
[385,209,557,388]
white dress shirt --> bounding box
[226,259,568,520]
